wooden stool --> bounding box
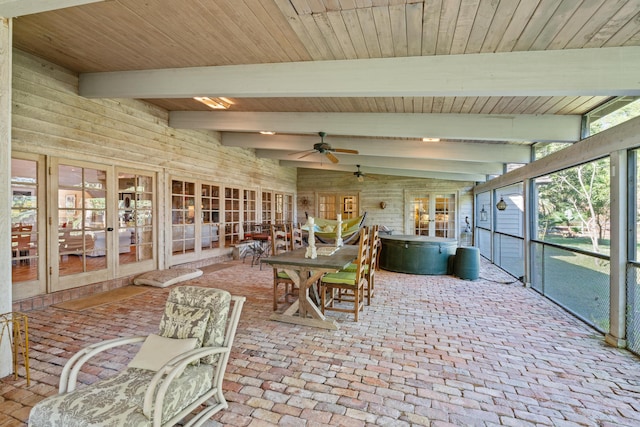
[0,312,30,385]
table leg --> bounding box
[269,268,339,330]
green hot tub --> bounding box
[379,235,457,275]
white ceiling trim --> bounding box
[175,111,581,142]
[256,150,503,175]
[0,0,104,18]
[282,161,486,182]
[222,132,532,163]
[79,47,640,99]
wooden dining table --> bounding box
[261,245,358,330]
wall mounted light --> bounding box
[496,196,507,211]
[480,205,487,221]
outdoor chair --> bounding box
[270,224,297,310]
[344,225,379,304]
[319,227,369,321]
[28,286,245,427]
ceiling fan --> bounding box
[294,132,359,164]
[353,164,376,182]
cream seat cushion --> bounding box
[133,268,202,288]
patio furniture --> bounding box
[270,224,296,310]
[262,244,359,330]
[304,213,367,245]
[344,225,380,305]
[28,286,245,427]
[319,227,369,321]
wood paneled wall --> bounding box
[11,49,297,188]
[297,169,474,237]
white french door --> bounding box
[408,192,456,238]
[50,158,111,291]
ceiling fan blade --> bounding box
[289,148,314,156]
[333,148,359,155]
[325,152,339,163]
[298,151,316,159]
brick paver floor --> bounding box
[1,259,640,426]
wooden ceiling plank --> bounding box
[512,0,561,51]
[495,0,542,52]
[510,97,540,115]
[564,0,628,49]
[341,9,371,58]
[603,11,640,47]
[479,97,500,114]
[468,96,489,114]
[324,0,343,10]
[356,6,383,57]
[393,97,405,112]
[273,0,326,60]
[299,13,337,59]
[421,0,442,55]
[524,96,555,115]
[480,0,520,52]
[529,0,583,51]
[440,97,456,113]
[253,0,315,61]
[79,47,640,99]
[459,96,477,114]
[547,0,608,50]
[290,0,313,15]
[585,1,640,48]
[406,2,423,56]
[372,6,395,57]
[389,4,408,56]
[307,0,328,13]
[312,12,348,59]
[450,96,466,114]
[561,96,610,115]
[403,97,414,113]
[449,0,480,54]
[464,0,499,53]
[435,0,460,54]
[339,0,358,10]
[488,96,515,115]
[326,10,359,59]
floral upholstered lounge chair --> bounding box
[29,286,245,427]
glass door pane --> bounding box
[54,161,109,290]
[118,172,154,266]
[434,194,456,238]
[413,197,430,235]
[11,156,45,299]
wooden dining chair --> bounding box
[290,223,304,250]
[342,225,379,305]
[270,224,296,311]
[319,227,369,321]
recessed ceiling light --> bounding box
[422,137,440,142]
[193,97,233,110]
[260,131,276,135]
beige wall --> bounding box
[10,49,297,303]
[12,49,297,188]
[296,168,474,237]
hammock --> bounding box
[304,213,367,244]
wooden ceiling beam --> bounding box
[222,132,531,164]
[279,161,487,182]
[79,47,640,99]
[0,0,104,18]
[177,111,581,142]
[256,150,504,176]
